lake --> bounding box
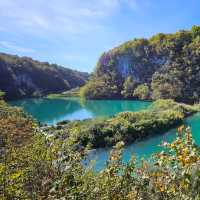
[9,98,200,170]
[9,97,151,124]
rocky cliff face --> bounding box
[82,26,200,103]
[0,53,89,100]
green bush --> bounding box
[133,84,150,99]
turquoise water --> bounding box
[87,112,200,170]
[9,98,151,125]
[9,98,200,171]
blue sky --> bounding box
[0,0,200,72]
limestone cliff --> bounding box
[82,26,200,103]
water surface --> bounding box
[10,97,151,125]
[9,98,200,171]
[87,112,200,170]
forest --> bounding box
[0,53,89,100]
[81,26,200,103]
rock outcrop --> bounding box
[82,26,200,103]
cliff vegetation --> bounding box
[81,26,200,103]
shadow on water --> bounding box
[9,98,84,124]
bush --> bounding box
[0,91,5,100]
[133,84,150,99]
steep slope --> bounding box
[81,26,200,103]
[0,53,89,100]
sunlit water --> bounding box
[9,97,151,124]
[9,98,200,170]
[86,112,200,170]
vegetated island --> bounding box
[43,99,200,149]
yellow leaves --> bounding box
[151,171,163,178]
[180,179,189,190]
[159,185,165,192]
[110,153,120,162]
[10,171,23,180]
[169,185,176,194]
[32,122,38,129]
[115,141,125,149]
[0,164,5,173]
[127,190,138,199]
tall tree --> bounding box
[121,76,137,98]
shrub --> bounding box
[133,84,150,99]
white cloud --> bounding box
[0,0,138,36]
[0,0,140,70]
[0,41,35,53]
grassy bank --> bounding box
[47,87,80,99]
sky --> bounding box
[0,0,200,72]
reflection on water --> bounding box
[9,97,151,125]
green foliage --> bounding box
[0,91,5,101]
[1,100,200,199]
[191,25,200,38]
[46,100,198,149]
[80,74,120,99]
[47,87,81,99]
[0,53,89,100]
[151,72,183,100]
[121,76,137,98]
[82,26,200,103]
[133,84,150,99]
[149,33,167,44]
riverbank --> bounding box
[47,87,80,99]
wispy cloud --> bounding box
[0,0,139,36]
[0,41,35,53]
[0,0,141,71]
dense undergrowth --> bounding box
[1,97,200,199]
[45,99,199,148]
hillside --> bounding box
[0,53,89,100]
[81,26,200,103]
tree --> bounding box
[121,76,136,98]
[151,72,183,100]
[133,84,150,100]
[191,25,200,38]
[0,91,5,100]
